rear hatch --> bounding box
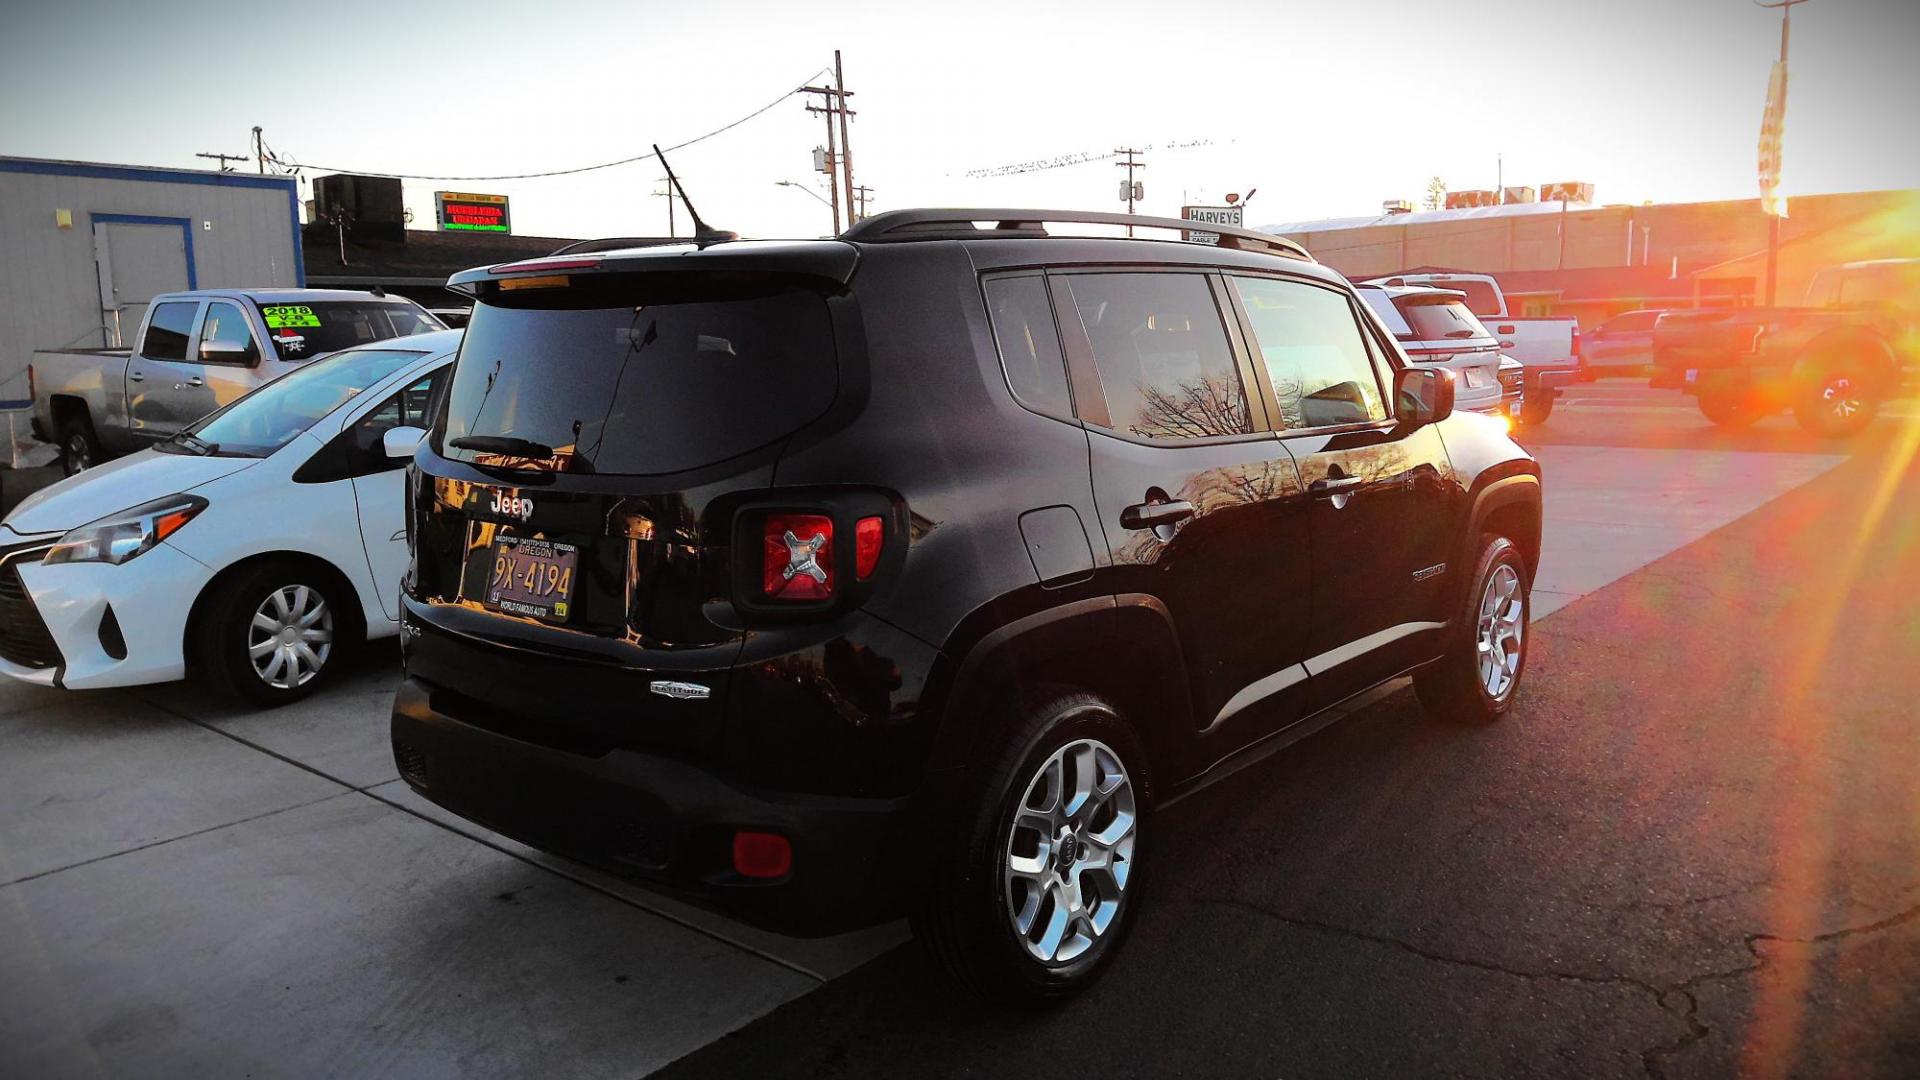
[405,252,858,755]
[1363,289,1503,397]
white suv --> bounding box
[1356,282,1510,419]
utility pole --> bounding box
[1115,148,1144,236]
[653,177,676,237]
[196,151,245,173]
[854,185,875,220]
[252,126,266,174]
[1756,0,1808,307]
[834,50,856,224]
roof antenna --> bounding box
[654,144,737,246]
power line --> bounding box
[261,66,829,182]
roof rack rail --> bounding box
[839,208,1313,261]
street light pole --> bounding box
[1756,0,1809,307]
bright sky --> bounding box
[4,0,1915,241]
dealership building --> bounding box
[1260,188,1920,328]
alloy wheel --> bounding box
[248,585,334,690]
[65,434,92,473]
[1004,738,1137,965]
[1820,376,1862,422]
[1477,564,1524,698]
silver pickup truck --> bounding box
[31,288,444,473]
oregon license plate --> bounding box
[484,536,578,622]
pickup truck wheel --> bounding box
[912,691,1148,1004]
[1794,368,1878,438]
[1518,392,1555,427]
[57,418,102,476]
[1697,391,1761,429]
[194,560,361,707]
[1415,534,1529,725]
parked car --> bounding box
[1364,272,1580,423]
[0,330,459,703]
[388,210,1541,1003]
[1498,354,1526,418]
[30,288,445,475]
[1582,309,1662,376]
[1652,258,1920,436]
[1354,282,1508,419]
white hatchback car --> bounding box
[0,330,459,704]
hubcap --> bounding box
[248,585,333,690]
[66,436,91,472]
[1476,564,1525,698]
[1004,738,1137,965]
[1821,377,1861,420]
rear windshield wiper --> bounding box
[449,434,554,458]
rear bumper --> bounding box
[390,676,918,936]
[1528,364,1581,391]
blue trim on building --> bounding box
[90,213,198,290]
[3,156,304,287]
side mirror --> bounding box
[200,338,259,366]
[383,425,427,460]
[1395,367,1455,427]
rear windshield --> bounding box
[254,301,445,360]
[1396,298,1493,342]
[438,280,836,475]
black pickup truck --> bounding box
[1651,258,1919,437]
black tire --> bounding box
[912,690,1149,1004]
[1415,534,1529,725]
[1793,364,1879,438]
[1518,391,1555,427]
[192,559,360,707]
[56,415,103,476]
[1697,391,1762,429]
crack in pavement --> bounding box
[1190,893,1920,1080]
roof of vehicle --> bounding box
[158,288,430,305]
[453,209,1337,292]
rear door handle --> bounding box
[1120,499,1195,530]
[1309,476,1365,499]
[128,371,144,383]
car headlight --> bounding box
[43,494,209,566]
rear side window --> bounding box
[1061,273,1251,440]
[982,276,1072,417]
[1231,277,1387,430]
[141,301,198,361]
[440,281,836,475]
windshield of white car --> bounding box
[159,347,426,458]
[252,301,445,361]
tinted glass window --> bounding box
[983,276,1072,417]
[140,302,197,362]
[1232,277,1387,430]
[255,301,444,361]
[1062,273,1250,439]
[180,348,425,457]
[199,301,259,363]
[1398,298,1493,341]
[440,281,836,475]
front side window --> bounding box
[198,301,259,363]
[340,369,448,473]
[1232,277,1388,430]
[140,301,198,362]
[1061,273,1250,440]
[983,276,1072,417]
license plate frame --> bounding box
[482,536,580,623]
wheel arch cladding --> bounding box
[1471,474,1543,582]
[184,550,367,660]
[926,594,1189,797]
[1798,327,1899,388]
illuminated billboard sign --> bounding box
[436,191,511,234]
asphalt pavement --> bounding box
[3,380,1915,1078]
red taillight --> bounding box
[855,516,883,580]
[762,513,835,601]
[1572,330,1583,359]
[732,831,792,879]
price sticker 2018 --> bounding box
[262,305,321,329]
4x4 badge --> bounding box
[782,530,830,584]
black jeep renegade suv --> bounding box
[390,209,1542,1002]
